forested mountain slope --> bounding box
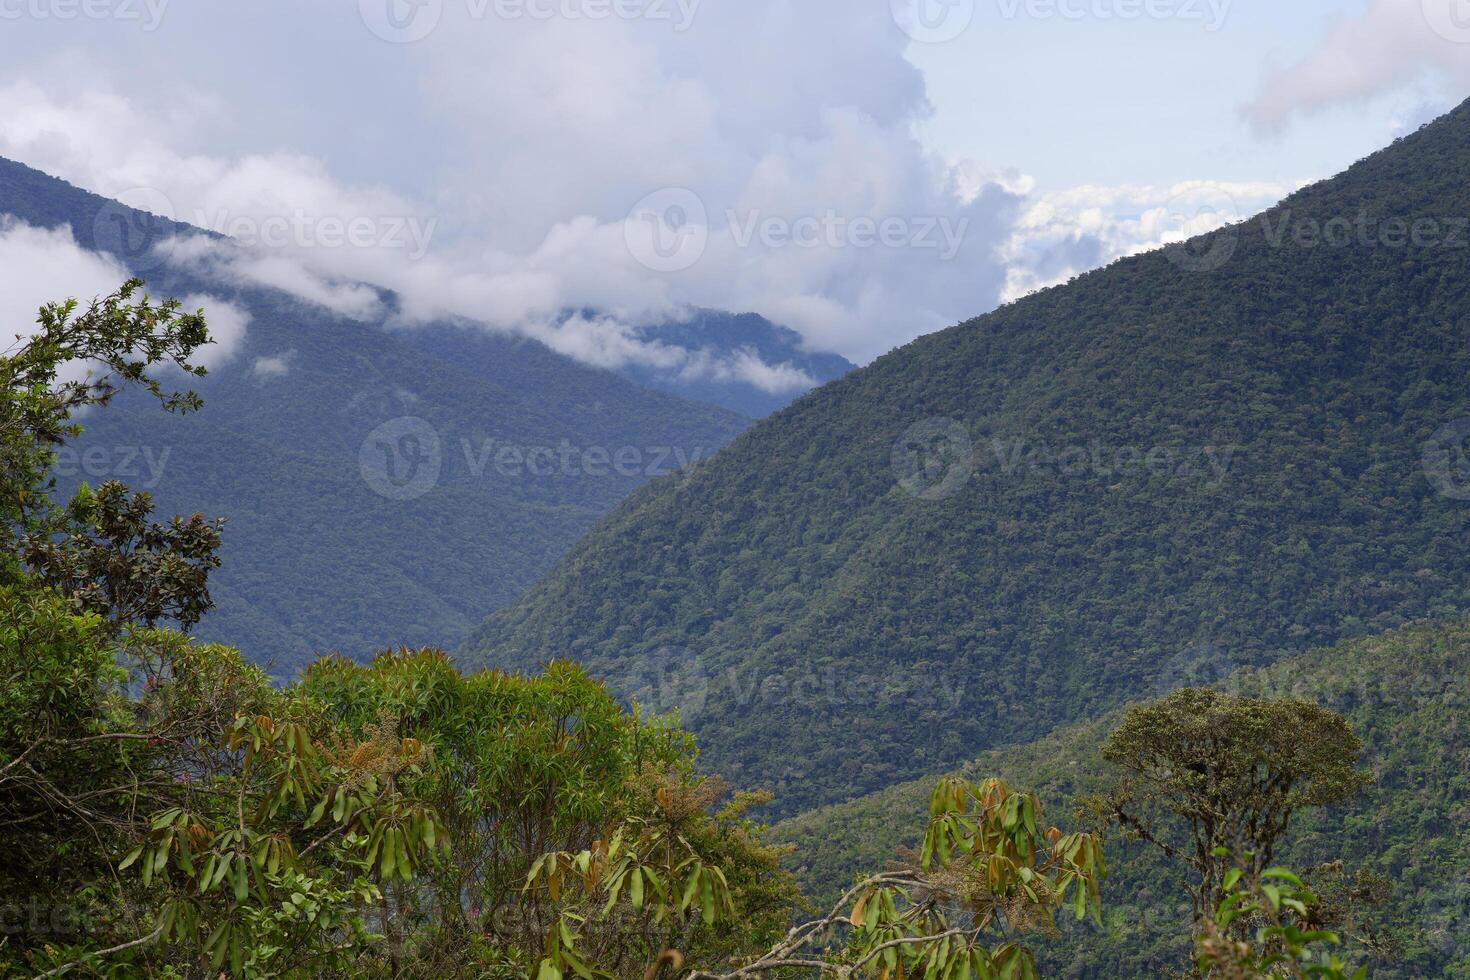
[466,97,1470,815]
[769,617,1470,978]
[0,157,749,671]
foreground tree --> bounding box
[639,776,1108,979]
[2,279,208,546]
[300,651,803,977]
[1085,689,1369,926]
[1196,856,1366,979]
[23,479,224,632]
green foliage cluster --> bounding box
[1197,860,1366,979]
[769,617,1470,977]
[291,650,808,975]
[685,776,1106,980]
[465,95,1470,816]
[1088,689,1370,920]
[0,581,803,977]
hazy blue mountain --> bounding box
[0,156,751,673]
[615,311,855,416]
[407,312,854,419]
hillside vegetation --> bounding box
[770,617,1470,978]
[466,97,1470,815]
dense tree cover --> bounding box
[0,576,811,977]
[291,650,811,975]
[0,155,750,671]
[465,96,1470,815]
[770,617,1470,977]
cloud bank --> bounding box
[0,1,1325,377]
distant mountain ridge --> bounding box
[0,156,762,670]
[395,311,854,420]
[615,311,856,417]
[464,96,1470,816]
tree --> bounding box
[23,480,224,632]
[677,777,1107,979]
[0,581,127,919]
[298,651,803,977]
[118,707,448,976]
[2,279,220,627]
[1195,856,1366,979]
[1086,689,1369,924]
[2,279,208,539]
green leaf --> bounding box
[630,865,645,909]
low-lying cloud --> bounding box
[0,2,1334,386]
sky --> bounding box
[0,0,1468,374]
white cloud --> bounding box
[1242,0,1469,133]
[180,293,249,369]
[0,8,1013,367]
[157,236,384,322]
[0,218,129,346]
[251,352,293,379]
[0,8,1327,379]
[491,311,817,394]
[695,348,816,394]
[998,180,1300,302]
[0,221,247,391]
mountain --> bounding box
[399,311,854,420]
[768,616,1470,978]
[611,310,857,417]
[464,98,1470,816]
[0,156,750,673]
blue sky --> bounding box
[0,0,1466,370]
[910,0,1451,188]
